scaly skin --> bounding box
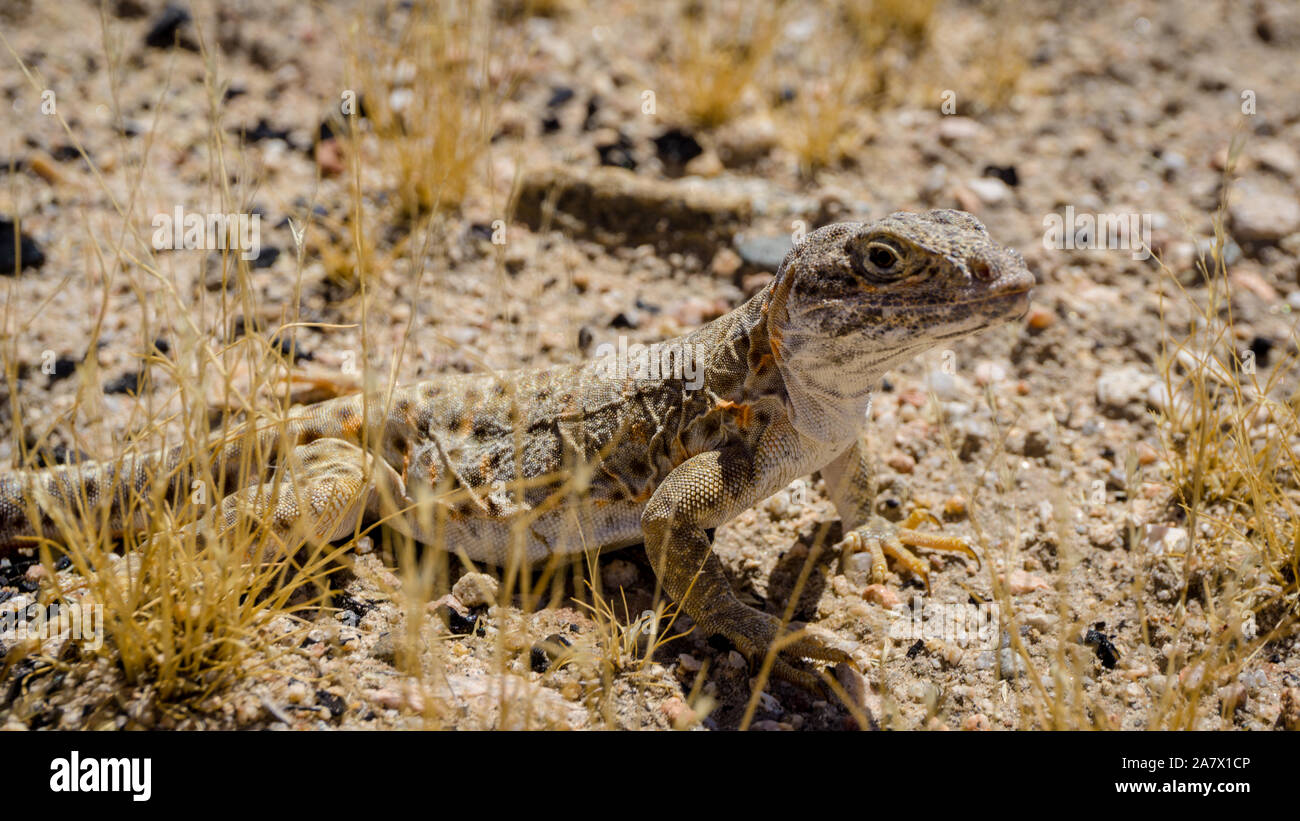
[0,210,1034,687]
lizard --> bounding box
[0,209,1034,687]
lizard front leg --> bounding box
[641,447,849,689]
[819,439,977,592]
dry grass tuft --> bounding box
[0,14,378,720]
[661,0,784,129]
[343,1,501,220]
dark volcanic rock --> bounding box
[0,218,45,274]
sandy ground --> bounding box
[2,0,1300,730]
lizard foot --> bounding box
[711,604,853,690]
[838,508,978,592]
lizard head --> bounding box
[765,209,1035,441]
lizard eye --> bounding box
[867,244,899,271]
[849,237,905,281]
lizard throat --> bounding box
[777,337,928,444]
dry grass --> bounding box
[1139,151,1299,726]
[661,0,784,129]
[0,19,356,716]
[0,4,494,722]
[773,0,1026,177]
[342,1,501,221]
[844,0,1025,112]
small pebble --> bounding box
[661,696,696,727]
[962,713,991,730]
[862,584,900,609]
[1003,569,1049,594]
[1025,306,1055,331]
[600,558,638,590]
[710,247,742,278]
[1135,442,1159,465]
[452,572,499,609]
[887,452,916,474]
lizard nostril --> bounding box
[971,259,995,282]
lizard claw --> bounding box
[714,606,853,691]
[766,623,855,693]
[838,510,978,593]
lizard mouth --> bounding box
[980,285,1033,317]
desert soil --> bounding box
[2,0,1300,730]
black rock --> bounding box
[981,164,1019,187]
[50,145,81,162]
[1083,627,1120,670]
[333,591,376,618]
[269,333,312,362]
[0,218,46,274]
[144,4,196,50]
[530,633,571,673]
[596,133,636,170]
[439,604,482,636]
[316,690,346,718]
[45,357,77,384]
[238,118,294,147]
[582,96,601,131]
[249,245,281,269]
[653,128,703,171]
[103,371,144,395]
[546,86,575,108]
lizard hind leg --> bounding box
[198,438,408,564]
[641,448,852,691]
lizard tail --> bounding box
[0,455,175,558]
[0,400,362,558]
